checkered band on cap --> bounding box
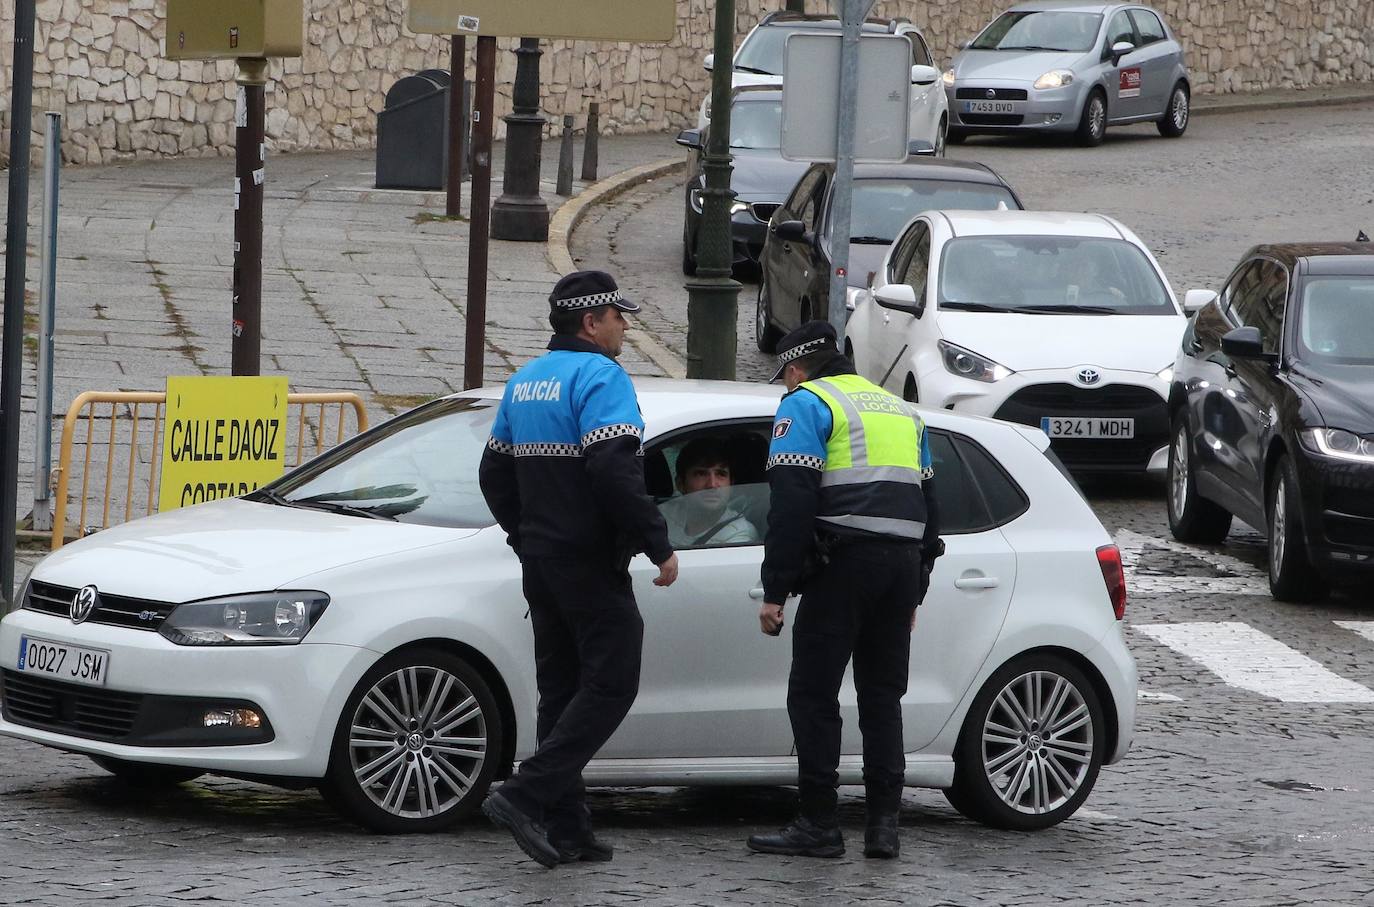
[553,290,624,312]
[777,337,829,366]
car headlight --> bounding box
[1300,428,1374,463]
[938,340,1013,383]
[159,591,330,646]
[8,564,35,615]
[942,68,956,87]
[1034,70,1074,89]
[1155,365,1173,384]
[689,187,703,214]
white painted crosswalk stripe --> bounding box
[1134,621,1374,703]
[1334,621,1374,644]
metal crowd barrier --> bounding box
[49,391,369,551]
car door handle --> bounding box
[749,587,766,600]
[953,574,1000,591]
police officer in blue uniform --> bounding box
[747,321,943,860]
[478,270,679,868]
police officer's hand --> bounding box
[760,602,785,636]
[653,553,679,587]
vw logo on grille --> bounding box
[71,585,100,624]
[1076,368,1102,386]
[985,88,997,99]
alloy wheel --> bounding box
[980,670,1094,815]
[1171,88,1189,131]
[1270,477,1287,580]
[1088,97,1106,140]
[1170,427,1190,517]
[348,665,489,820]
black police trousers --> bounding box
[788,537,922,824]
[498,555,644,839]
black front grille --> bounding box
[26,581,176,631]
[1,670,143,740]
[995,383,1168,472]
[956,87,1029,100]
[960,114,1025,126]
[1322,511,1374,550]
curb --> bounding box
[547,157,688,379]
[1192,88,1374,117]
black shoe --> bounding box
[864,815,899,859]
[553,830,614,863]
[481,790,560,868]
[747,817,845,858]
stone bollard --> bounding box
[556,114,576,196]
[581,102,600,183]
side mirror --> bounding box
[1109,40,1134,64]
[1183,288,1216,316]
[773,219,808,243]
[703,53,714,72]
[910,64,939,85]
[874,283,924,317]
[675,128,703,150]
[907,139,936,157]
[1220,325,1272,361]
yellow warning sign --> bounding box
[159,376,289,511]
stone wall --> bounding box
[0,0,1370,165]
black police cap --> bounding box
[548,270,641,314]
[771,320,838,382]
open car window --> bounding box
[646,424,772,550]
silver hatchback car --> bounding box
[943,1,1190,146]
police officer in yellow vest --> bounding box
[747,321,942,861]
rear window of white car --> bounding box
[928,430,1029,533]
[939,235,1175,315]
[850,179,1020,243]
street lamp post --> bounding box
[684,0,739,380]
[490,37,550,241]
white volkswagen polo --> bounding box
[1,380,1134,834]
[847,210,1200,474]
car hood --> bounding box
[729,150,809,202]
[30,499,479,602]
[1289,362,1374,430]
[934,311,1185,373]
[952,49,1089,82]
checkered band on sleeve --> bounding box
[487,437,515,455]
[552,290,624,312]
[922,466,935,480]
[581,423,642,448]
[767,452,826,471]
[777,337,828,366]
[513,442,583,457]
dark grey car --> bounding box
[755,159,1024,352]
[677,87,808,276]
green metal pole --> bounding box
[684,0,740,380]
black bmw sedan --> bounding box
[1167,240,1374,601]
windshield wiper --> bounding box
[1016,304,1118,315]
[940,300,1016,312]
[733,64,775,75]
[996,45,1071,52]
[848,236,892,245]
[251,488,292,506]
[289,499,398,521]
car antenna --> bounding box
[1357,229,1370,242]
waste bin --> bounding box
[376,71,451,190]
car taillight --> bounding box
[1096,544,1126,620]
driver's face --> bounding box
[679,462,732,512]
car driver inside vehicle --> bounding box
[658,438,760,548]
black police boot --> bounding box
[552,828,614,863]
[747,816,845,858]
[480,789,561,868]
[863,814,900,859]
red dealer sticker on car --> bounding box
[1119,67,1142,98]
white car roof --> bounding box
[932,210,1129,240]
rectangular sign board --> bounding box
[159,376,289,511]
[781,33,912,164]
[407,0,675,42]
[165,0,303,60]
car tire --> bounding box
[90,755,204,788]
[1166,415,1232,544]
[948,653,1106,831]
[755,281,784,353]
[946,127,967,145]
[324,647,504,834]
[1157,81,1189,138]
[1076,90,1107,147]
[1266,455,1328,603]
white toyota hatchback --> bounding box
[1,381,1134,834]
[848,210,1197,474]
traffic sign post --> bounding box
[828,0,878,341]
